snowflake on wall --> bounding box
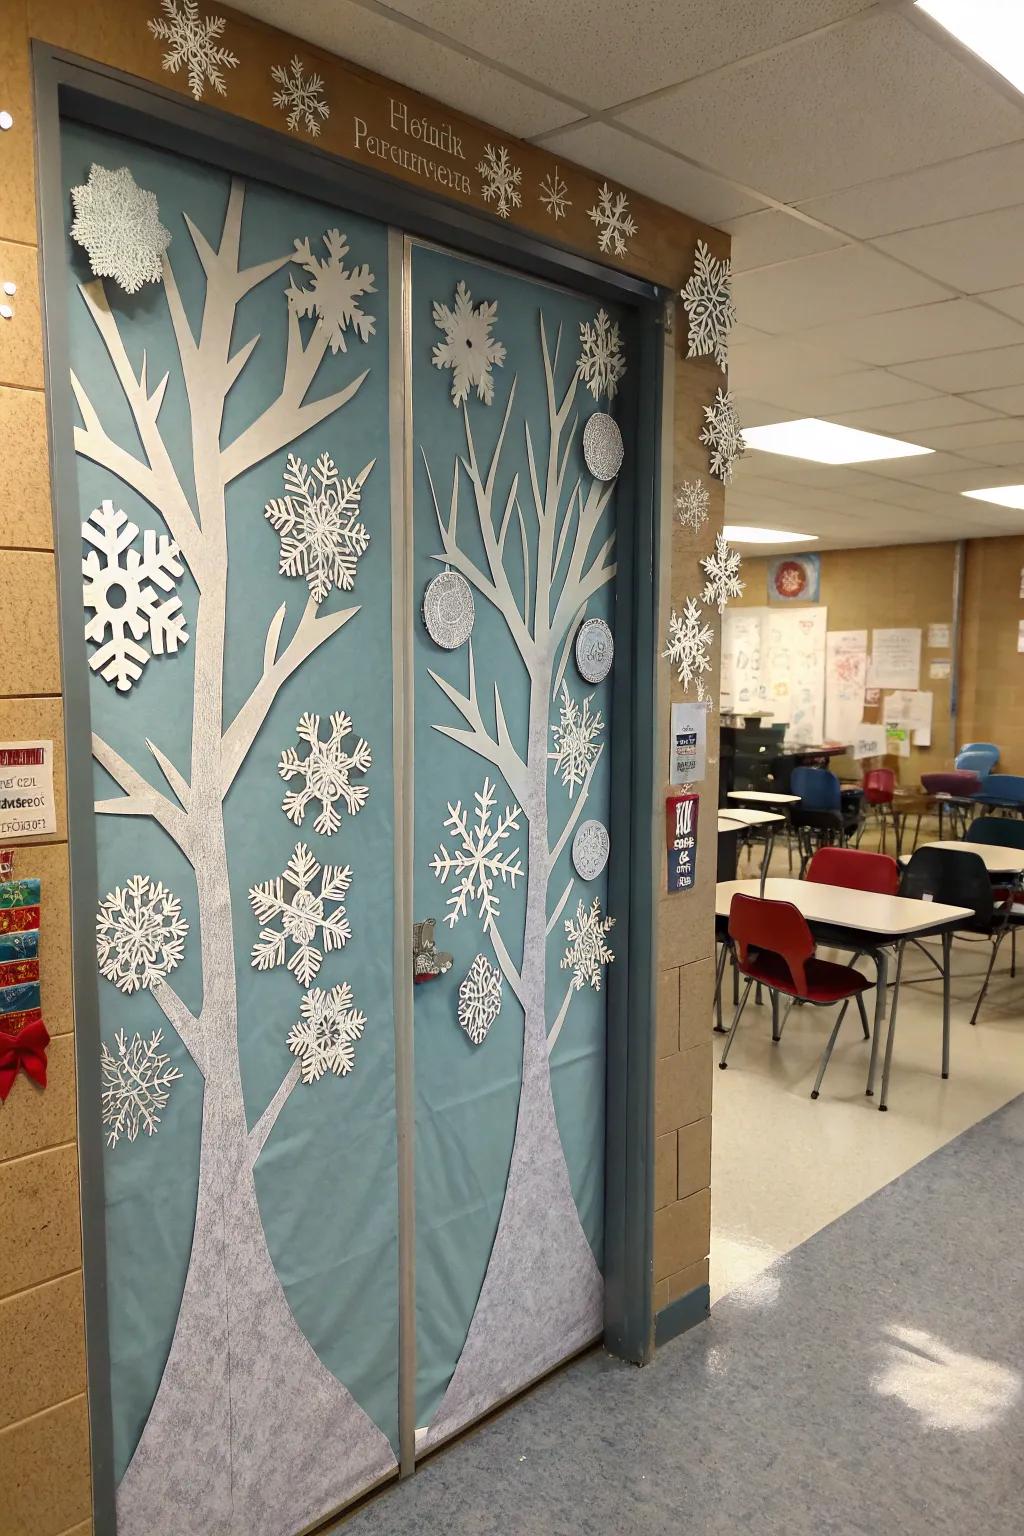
[588,182,638,259]
[681,239,736,372]
[663,597,714,697]
[700,530,745,615]
[539,167,571,221]
[96,875,188,994]
[249,843,352,988]
[279,712,372,837]
[432,280,507,408]
[101,1028,183,1147]
[477,144,523,218]
[264,452,371,605]
[675,478,710,534]
[700,387,745,483]
[561,897,615,992]
[458,954,503,1045]
[550,681,604,797]
[577,309,626,403]
[271,55,330,136]
[82,501,189,692]
[70,164,171,294]
[288,230,376,354]
[431,777,524,931]
[287,982,366,1084]
[147,0,238,101]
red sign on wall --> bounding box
[666,793,699,893]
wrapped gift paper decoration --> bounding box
[0,860,48,1100]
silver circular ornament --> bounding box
[575,616,614,684]
[583,411,624,481]
[422,569,475,650]
[573,819,610,881]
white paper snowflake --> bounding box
[577,309,625,403]
[561,897,615,992]
[432,280,507,408]
[549,681,604,797]
[477,144,522,219]
[249,843,352,988]
[271,55,330,136]
[288,230,376,354]
[675,479,710,534]
[96,874,188,994]
[663,597,714,697]
[82,501,189,692]
[286,982,366,1084]
[70,164,170,295]
[279,711,372,837]
[101,1028,183,1147]
[681,239,736,372]
[147,0,237,100]
[588,182,638,259]
[700,530,745,615]
[700,387,746,484]
[264,451,371,604]
[431,777,524,930]
[458,954,503,1045]
[539,167,571,221]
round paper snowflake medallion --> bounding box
[422,569,476,649]
[573,819,610,881]
[575,617,614,684]
[583,412,624,481]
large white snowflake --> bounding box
[561,897,615,992]
[70,164,171,295]
[681,239,736,372]
[432,280,506,408]
[249,842,352,988]
[96,874,188,994]
[700,387,746,483]
[578,309,626,403]
[700,531,745,615]
[286,982,366,1084]
[539,167,571,222]
[264,451,371,605]
[288,230,376,354]
[477,144,522,219]
[550,681,604,797]
[271,55,330,136]
[82,501,189,692]
[431,777,524,930]
[147,0,238,101]
[101,1028,183,1148]
[675,478,710,534]
[663,597,715,697]
[458,954,503,1046]
[588,182,638,259]
[279,711,372,837]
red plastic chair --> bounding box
[721,893,871,1098]
[862,768,896,853]
[806,845,899,896]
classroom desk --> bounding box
[727,790,801,807]
[898,840,1024,878]
[718,810,786,892]
[714,876,972,1111]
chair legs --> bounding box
[970,928,1008,1026]
[713,939,729,1033]
[855,990,871,1040]
[719,978,754,1068]
[811,1000,850,1100]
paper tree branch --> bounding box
[546,878,574,938]
[248,1061,301,1167]
[146,737,191,811]
[152,977,206,1077]
[489,917,524,1007]
[549,746,603,868]
[545,982,575,1055]
[93,731,190,850]
[428,644,529,806]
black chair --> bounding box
[965,817,1024,850]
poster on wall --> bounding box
[930,659,951,680]
[669,702,707,784]
[886,724,911,758]
[666,793,699,893]
[869,627,921,690]
[766,607,828,744]
[852,725,887,760]
[720,609,766,715]
[824,630,867,746]
[884,689,933,747]
[0,742,55,840]
[768,553,820,603]
[927,622,950,648]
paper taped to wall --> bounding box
[825,630,867,746]
[869,628,921,690]
[852,725,887,760]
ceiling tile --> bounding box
[898,465,1024,493]
[796,299,1024,367]
[730,334,862,385]
[893,343,1024,394]
[732,397,801,428]
[750,369,938,417]
[964,383,1024,415]
[874,206,1024,295]
[957,439,1024,467]
[911,417,1024,450]
[829,395,1000,433]
[720,210,847,273]
[980,286,1024,325]
[732,246,948,334]
[855,451,975,481]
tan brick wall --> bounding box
[960,534,1024,772]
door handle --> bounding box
[413,917,452,984]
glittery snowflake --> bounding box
[96,874,188,994]
[431,777,524,930]
[477,144,522,219]
[287,229,376,354]
[279,711,372,837]
[663,598,714,696]
[271,54,330,136]
[700,531,745,615]
[681,239,736,372]
[432,280,507,408]
[675,479,710,534]
[147,0,238,101]
[549,681,604,797]
[249,842,352,988]
[264,451,371,604]
[101,1028,183,1147]
[577,309,625,403]
[82,501,189,692]
[588,182,638,259]
[700,387,746,483]
[286,982,366,1084]
[561,897,615,992]
[539,167,571,221]
[70,164,171,294]
[458,954,503,1045]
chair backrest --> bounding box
[955,745,998,777]
[899,847,993,923]
[790,766,841,811]
[959,741,1000,762]
[976,774,1024,805]
[806,845,900,896]
[862,767,895,805]
[921,769,981,796]
[966,816,1024,851]
[728,893,814,994]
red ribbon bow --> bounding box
[0,1018,50,1101]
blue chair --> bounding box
[956,743,999,777]
[971,774,1024,816]
[791,768,863,874]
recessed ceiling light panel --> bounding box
[916,2,1024,97]
[962,485,1024,510]
[724,525,818,544]
[741,418,933,464]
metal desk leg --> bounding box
[865,946,888,1098]
[878,940,906,1112]
[760,827,775,895]
[942,929,951,1080]
[713,939,729,1033]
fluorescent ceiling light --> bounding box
[962,485,1024,510]
[916,2,1024,97]
[741,418,933,464]
[724,525,818,544]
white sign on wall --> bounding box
[825,629,868,746]
[0,741,56,840]
[869,628,922,690]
